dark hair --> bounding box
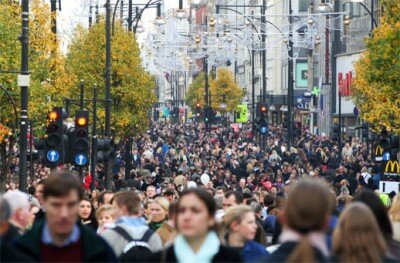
[98,191,114,205]
[43,171,84,200]
[353,189,392,238]
[179,188,216,217]
[37,179,45,186]
[264,194,275,206]
[114,191,141,215]
[163,189,175,197]
[168,201,179,219]
[28,186,36,196]
[79,197,97,223]
[224,191,244,205]
[215,186,227,193]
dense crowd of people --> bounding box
[1,121,400,262]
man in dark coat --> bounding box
[13,171,117,262]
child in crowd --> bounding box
[96,204,116,233]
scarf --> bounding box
[116,216,146,227]
[174,231,220,263]
[279,228,330,257]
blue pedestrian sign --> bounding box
[383,152,391,161]
[75,154,88,166]
[260,127,269,134]
[47,150,60,163]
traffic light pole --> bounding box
[18,0,30,192]
[251,49,255,134]
[287,0,294,149]
[105,0,113,190]
[204,55,209,131]
[90,85,97,190]
[80,81,84,110]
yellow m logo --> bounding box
[385,161,400,174]
[375,146,383,156]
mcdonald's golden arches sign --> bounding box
[384,160,400,175]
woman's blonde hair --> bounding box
[284,179,334,263]
[153,196,170,212]
[96,204,115,219]
[332,202,387,262]
[218,205,254,245]
[389,194,400,221]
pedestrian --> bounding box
[388,194,400,242]
[96,204,116,233]
[267,179,333,262]
[13,171,117,262]
[219,205,269,262]
[78,197,98,232]
[150,188,242,262]
[100,190,162,259]
[353,189,400,260]
[0,196,33,262]
[148,196,169,231]
[156,201,178,246]
[3,190,32,237]
[331,202,391,262]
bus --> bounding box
[236,104,248,123]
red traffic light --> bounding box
[261,105,267,112]
[196,102,201,108]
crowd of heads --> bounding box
[1,121,400,262]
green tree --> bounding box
[65,20,156,138]
[0,0,66,190]
[352,0,400,133]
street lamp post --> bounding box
[104,0,112,190]
[18,0,30,192]
[287,0,294,148]
[350,0,377,31]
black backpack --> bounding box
[112,226,154,262]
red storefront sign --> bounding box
[338,71,352,97]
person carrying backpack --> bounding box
[100,191,162,261]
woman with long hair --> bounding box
[150,188,241,262]
[78,197,98,232]
[331,202,389,262]
[389,194,400,242]
[219,205,269,262]
[353,189,400,259]
[268,179,333,262]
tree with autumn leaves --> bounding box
[186,68,244,113]
[0,1,156,190]
[65,20,156,137]
[0,0,66,189]
[352,0,400,134]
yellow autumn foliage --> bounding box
[65,19,156,137]
[352,0,400,133]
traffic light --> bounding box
[332,124,339,141]
[362,122,369,138]
[96,138,115,163]
[204,106,210,123]
[45,107,63,166]
[73,110,89,167]
[258,103,268,134]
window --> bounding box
[299,0,308,13]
